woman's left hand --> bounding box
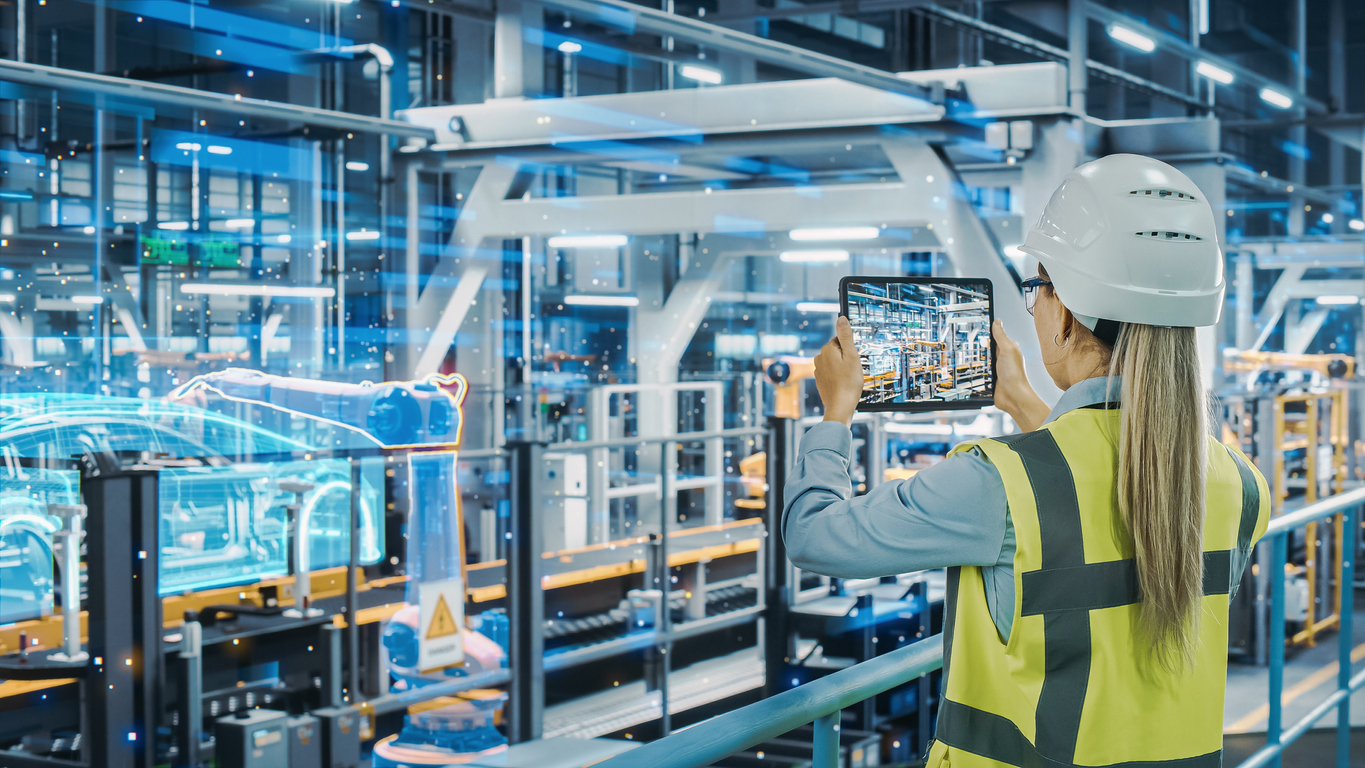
[814,316,865,426]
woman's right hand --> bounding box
[992,319,1049,433]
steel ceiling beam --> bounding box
[1085,2,1328,115]
[540,0,943,104]
[0,58,434,139]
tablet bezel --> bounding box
[837,276,997,413]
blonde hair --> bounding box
[1107,323,1207,672]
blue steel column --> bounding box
[812,712,839,768]
[1269,533,1287,768]
[1337,507,1356,768]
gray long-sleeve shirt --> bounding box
[781,377,1118,641]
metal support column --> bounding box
[508,441,545,743]
[1336,506,1356,767]
[764,418,794,696]
[174,622,203,768]
[1067,0,1087,115]
[83,469,160,768]
[347,458,361,701]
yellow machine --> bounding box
[1226,350,1355,380]
[764,356,816,420]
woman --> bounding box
[785,154,1269,767]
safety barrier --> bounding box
[1236,486,1365,768]
[592,634,944,768]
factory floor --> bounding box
[1223,589,1365,766]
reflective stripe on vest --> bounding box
[935,427,1263,768]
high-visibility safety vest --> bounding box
[926,406,1269,768]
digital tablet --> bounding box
[838,277,995,412]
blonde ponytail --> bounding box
[1109,323,1207,672]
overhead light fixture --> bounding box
[345,161,370,172]
[345,230,381,241]
[181,283,335,298]
[278,234,293,243]
[1350,219,1365,231]
[680,65,723,85]
[779,250,849,263]
[71,295,104,305]
[224,218,255,229]
[563,295,639,307]
[1316,295,1361,306]
[157,221,190,231]
[1196,61,1234,85]
[82,226,95,234]
[174,142,202,152]
[206,145,232,155]
[557,41,583,54]
[547,234,628,248]
[1107,25,1156,53]
[1322,213,1335,224]
[0,294,14,303]
[789,227,879,241]
[1259,87,1293,109]
[795,302,840,313]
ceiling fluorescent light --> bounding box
[174,142,202,152]
[345,230,381,241]
[345,161,370,172]
[1316,295,1361,306]
[795,302,841,313]
[1350,219,1365,231]
[0,294,14,303]
[563,295,640,307]
[1321,213,1334,224]
[224,218,255,229]
[206,145,232,155]
[1196,61,1234,85]
[1259,88,1293,109]
[547,234,628,248]
[780,250,849,263]
[181,283,335,298]
[157,221,190,231]
[71,295,104,305]
[1107,25,1155,53]
[789,227,879,241]
[558,41,583,54]
[680,65,723,85]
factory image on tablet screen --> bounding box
[844,280,993,406]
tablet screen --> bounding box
[839,278,995,412]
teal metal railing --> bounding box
[1235,486,1365,768]
[594,487,1365,768]
[592,634,944,768]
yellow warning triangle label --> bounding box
[426,593,459,639]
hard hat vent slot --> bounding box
[1129,188,1197,201]
[1134,231,1204,242]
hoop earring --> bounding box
[1054,333,1068,348]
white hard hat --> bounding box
[1019,154,1225,331]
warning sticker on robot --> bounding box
[418,577,465,671]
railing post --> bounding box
[1269,532,1287,768]
[1337,505,1356,768]
[813,712,840,768]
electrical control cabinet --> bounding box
[287,715,323,768]
[215,709,289,768]
[313,706,362,768]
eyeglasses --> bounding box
[1021,276,1053,316]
